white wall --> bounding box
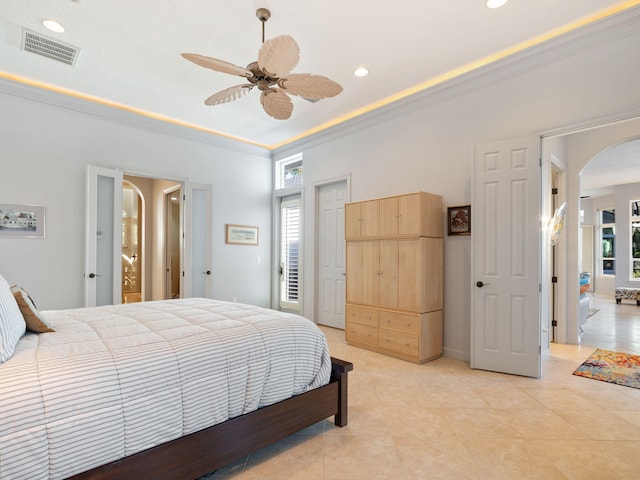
[1,20,639,362]
[275,26,640,360]
[0,91,273,310]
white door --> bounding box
[472,138,541,378]
[317,181,347,329]
[183,183,213,298]
[85,166,123,307]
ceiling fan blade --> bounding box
[277,73,343,99]
[260,89,293,120]
[257,35,299,78]
[204,84,254,106]
[181,53,253,78]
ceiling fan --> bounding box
[181,8,343,120]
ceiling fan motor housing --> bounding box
[256,8,271,23]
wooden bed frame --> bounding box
[67,357,352,480]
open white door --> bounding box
[183,183,213,298]
[85,166,123,307]
[472,137,541,378]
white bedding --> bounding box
[0,298,331,480]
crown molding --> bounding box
[2,4,639,160]
[0,77,272,159]
[273,5,640,157]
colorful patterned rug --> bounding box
[573,349,640,389]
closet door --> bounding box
[183,183,213,298]
[398,239,422,311]
[362,241,380,305]
[346,242,363,304]
[379,240,398,308]
[378,197,399,237]
[345,203,361,240]
[398,193,422,236]
[85,166,123,307]
[360,201,379,237]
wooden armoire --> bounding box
[345,191,443,363]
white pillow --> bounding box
[0,274,26,363]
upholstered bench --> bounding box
[615,287,640,305]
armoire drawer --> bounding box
[378,311,420,335]
[346,305,378,327]
[346,322,379,346]
[379,329,419,357]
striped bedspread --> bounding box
[0,298,331,480]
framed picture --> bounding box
[0,203,46,238]
[447,205,471,236]
[226,224,258,245]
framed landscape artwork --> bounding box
[0,203,45,238]
[226,224,258,245]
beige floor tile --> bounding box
[555,409,640,440]
[462,438,569,479]
[470,385,549,410]
[518,386,603,411]
[223,294,640,479]
[242,435,325,479]
[440,408,524,440]
[614,409,640,428]
[495,409,591,440]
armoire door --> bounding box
[362,241,380,305]
[346,241,363,304]
[378,240,398,307]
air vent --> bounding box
[22,29,80,66]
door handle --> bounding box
[88,273,101,279]
[476,281,490,288]
[202,270,211,275]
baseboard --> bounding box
[443,347,470,363]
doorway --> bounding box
[86,167,194,306]
[122,180,143,304]
[124,175,182,302]
[279,194,301,313]
[165,187,181,299]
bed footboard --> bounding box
[66,357,353,480]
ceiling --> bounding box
[581,138,640,198]
[1,0,639,150]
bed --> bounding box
[0,277,352,480]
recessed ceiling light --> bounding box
[354,67,369,77]
[42,20,65,33]
[486,0,508,8]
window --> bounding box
[631,200,640,280]
[275,154,303,190]
[280,196,300,312]
[599,208,615,275]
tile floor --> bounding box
[208,295,640,479]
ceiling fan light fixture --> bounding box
[354,67,369,77]
[181,8,342,120]
[486,0,508,8]
[42,19,65,33]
